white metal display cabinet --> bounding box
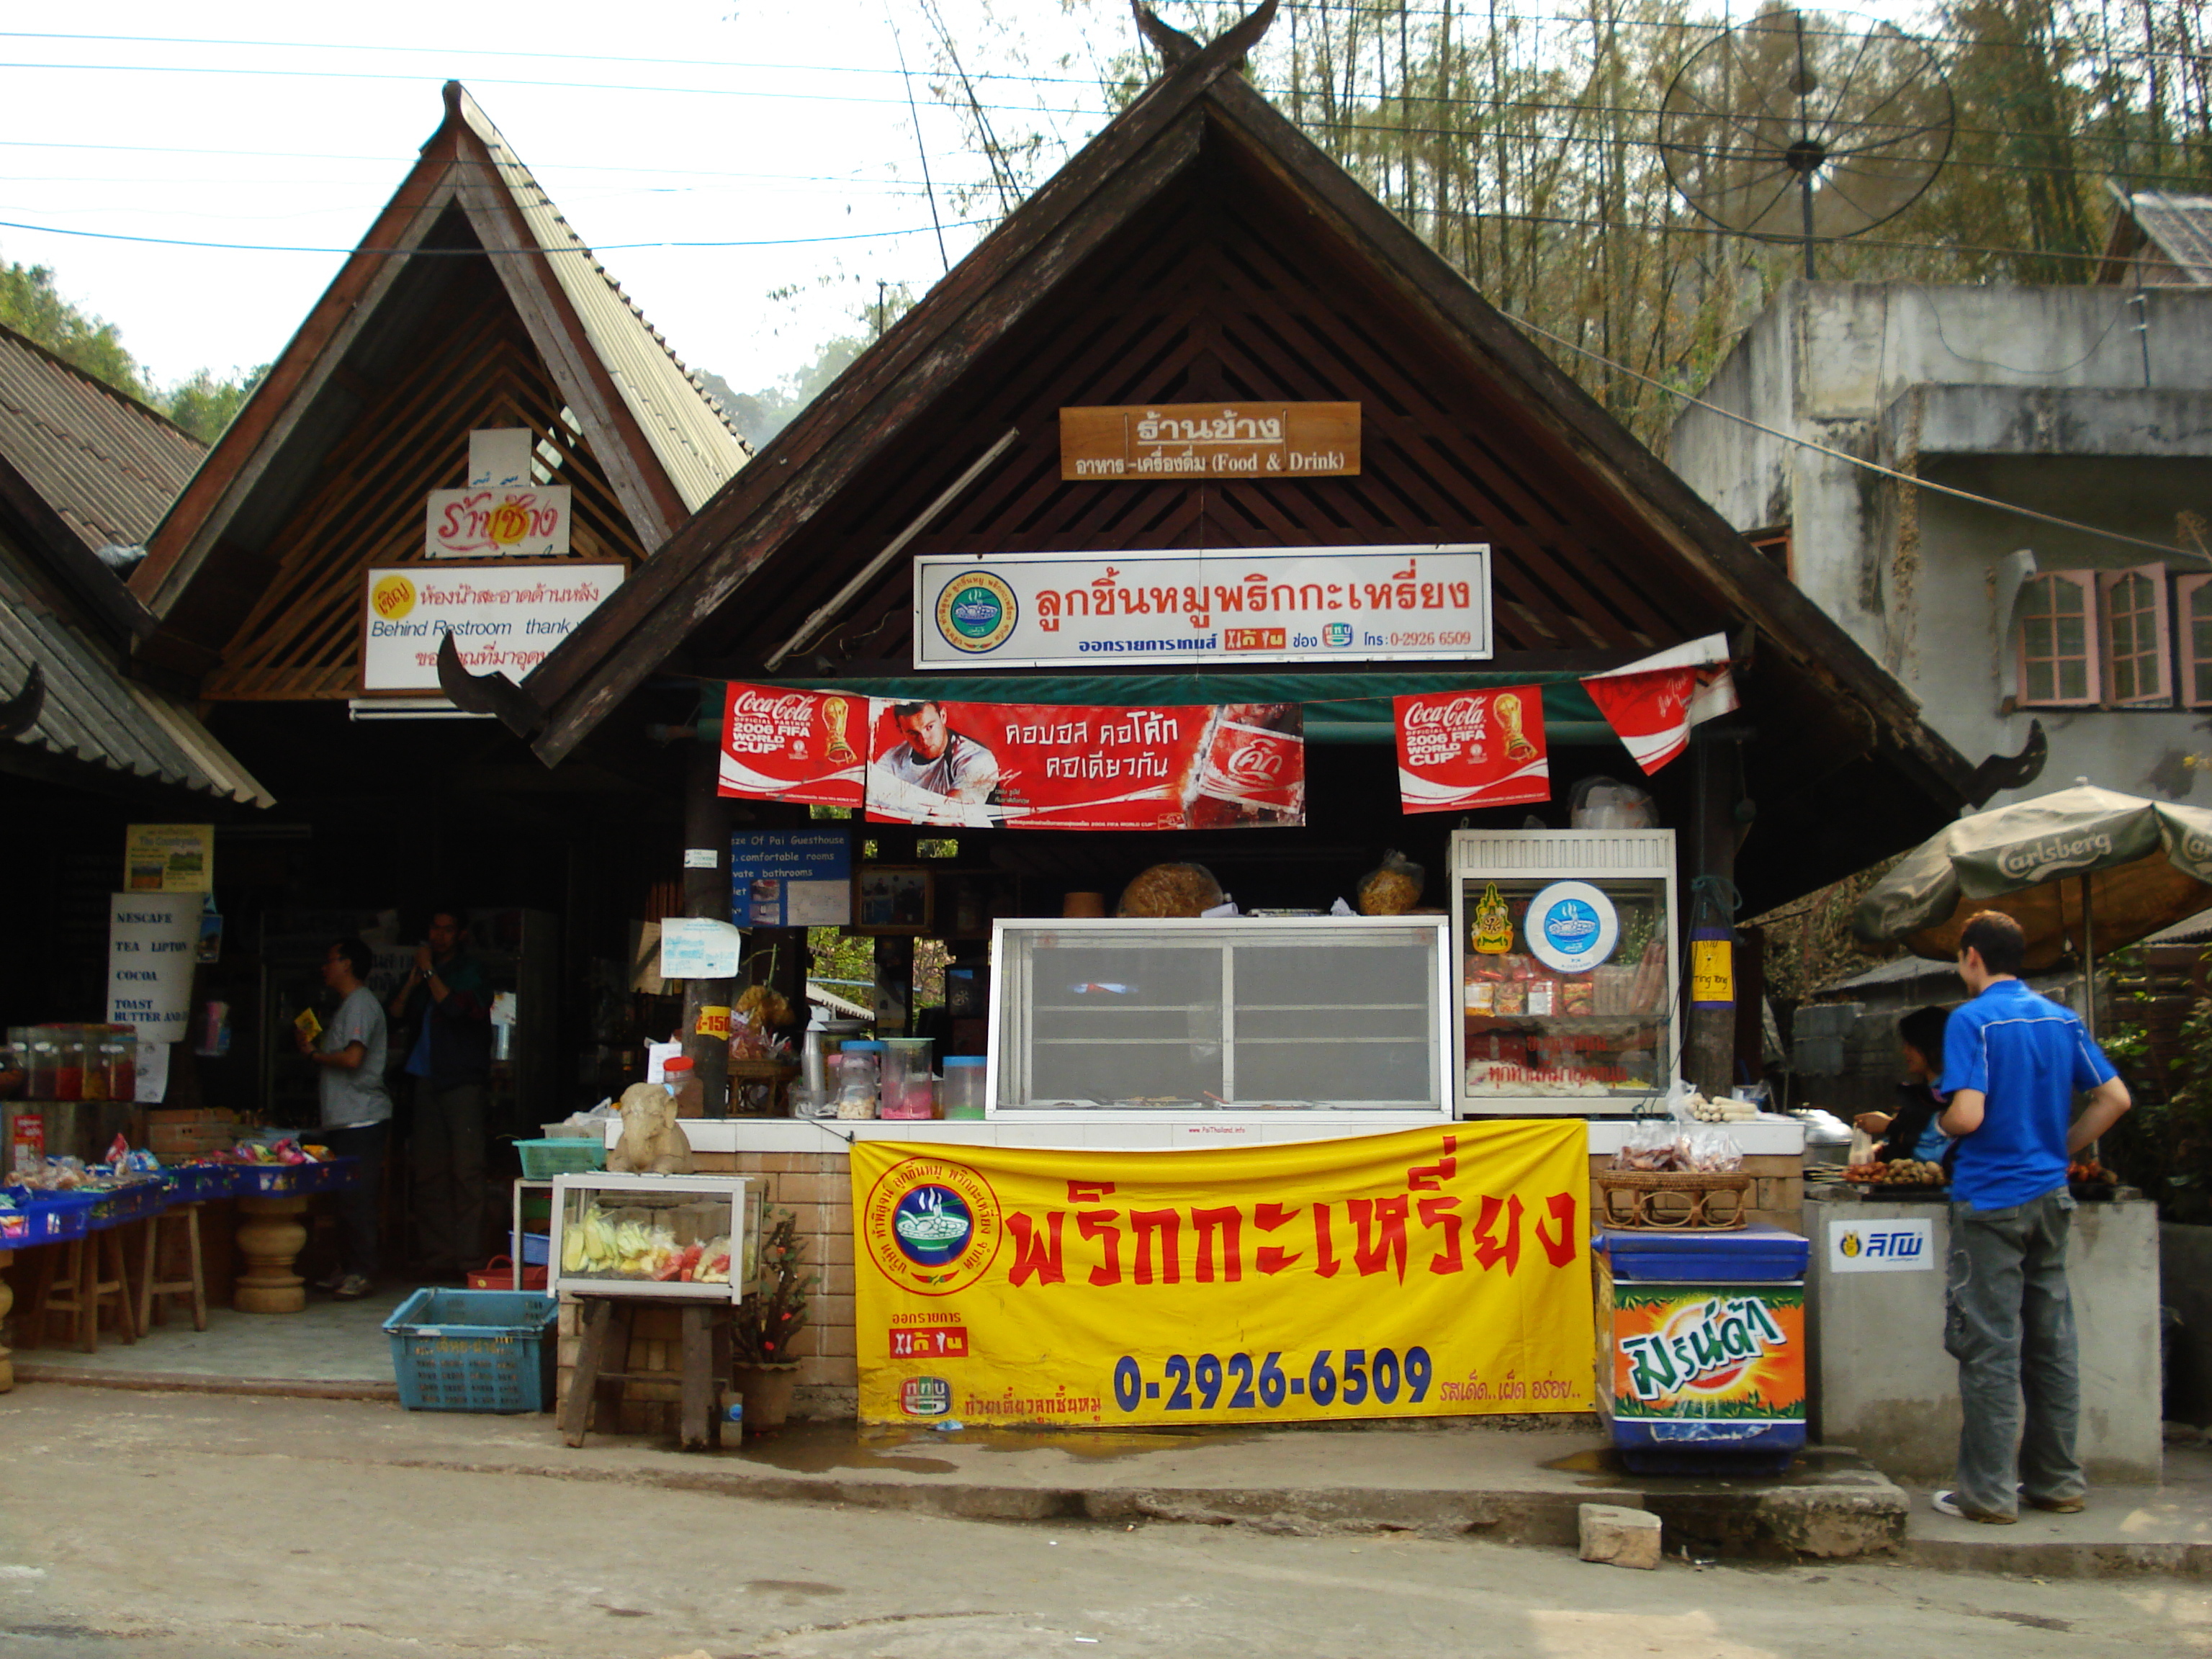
[986,915,1454,1123]
[1449,830,1679,1117]
[549,1174,761,1303]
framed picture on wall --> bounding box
[853,866,933,935]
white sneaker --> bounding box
[333,1274,372,1300]
[1932,1489,2016,1524]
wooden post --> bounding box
[1686,729,1742,1099]
[680,743,735,1115]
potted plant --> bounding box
[730,1205,814,1432]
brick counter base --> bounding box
[553,1148,1804,1431]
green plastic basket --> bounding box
[514,1137,606,1179]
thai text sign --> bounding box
[913,545,1491,669]
[1827,1218,1934,1274]
[1394,686,1550,813]
[1604,1281,1805,1426]
[424,485,572,558]
[863,697,1303,830]
[1059,402,1361,480]
[851,1123,1593,1428]
[360,562,623,692]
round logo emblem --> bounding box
[933,573,1017,655]
[1524,880,1620,974]
[863,1156,1003,1296]
[1840,1231,1862,1259]
[370,574,417,621]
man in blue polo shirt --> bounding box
[1933,909,2131,1524]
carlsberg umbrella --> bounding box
[1851,784,2212,1038]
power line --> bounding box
[0,215,994,255]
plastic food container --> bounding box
[878,1038,935,1120]
[940,1055,987,1120]
[662,1056,702,1118]
[836,1041,883,1120]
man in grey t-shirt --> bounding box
[296,938,391,1297]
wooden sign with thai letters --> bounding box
[1060,402,1361,481]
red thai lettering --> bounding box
[1473,1194,1526,1274]
[1407,1135,1458,1192]
[1312,1202,1341,1279]
[1350,1195,1410,1282]
[1131,1210,1181,1285]
[1534,1192,1578,1267]
[1254,1202,1302,1275]
[1068,1180,1116,1203]
[1192,1205,1243,1283]
[1079,1210,1122,1286]
[1006,1212,1065,1287]
[1419,1195,1464,1274]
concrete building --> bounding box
[1665,278,2212,806]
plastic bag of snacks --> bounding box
[1611,1117,1678,1172]
[1355,850,1426,916]
[1677,1127,1745,1173]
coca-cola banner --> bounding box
[1580,634,1739,775]
[1393,686,1550,813]
[717,682,865,806]
[863,698,1305,830]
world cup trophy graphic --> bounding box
[821,695,858,764]
[1493,692,1537,761]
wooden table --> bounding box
[559,1295,734,1452]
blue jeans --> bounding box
[319,1120,387,1280]
[1943,1188,2083,1516]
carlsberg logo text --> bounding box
[1997,832,2113,878]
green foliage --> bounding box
[2098,944,2212,1220]
[733,1205,815,1365]
[0,255,268,444]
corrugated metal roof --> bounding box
[2109,185,2212,283]
[1,538,271,805]
[459,98,751,514]
[0,324,203,552]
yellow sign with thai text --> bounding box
[850,1123,1593,1427]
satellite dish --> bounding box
[1660,6,1954,278]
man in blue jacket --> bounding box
[1933,909,2131,1523]
[387,909,493,1277]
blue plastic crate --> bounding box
[509,1230,551,1266]
[86,1179,168,1230]
[233,1164,310,1197]
[382,1288,559,1413]
[14,1191,95,1244]
[161,1163,237,1203]
[1600,1224,1809,1283]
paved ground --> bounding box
[3,1388,2211,1658]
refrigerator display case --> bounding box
[549,1174,761,1302]
[1449,830,1678,1116]
[987,916,1453,1120]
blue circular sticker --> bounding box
[1524,880,1620,974]
[891,1184,974,1267]
[934,573,1017,654]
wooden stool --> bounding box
[32,1230,138,1353]
[139,1202,208,1332]
[559,1297,732,1452]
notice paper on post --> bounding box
[658,917,745,980]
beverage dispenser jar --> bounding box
[940,1055,987,1120]
[835,1041,884,1120]
[878,1038,935,1120]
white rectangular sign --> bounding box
[659,917,745,979]
[912,544,1491,670]
[361,562,624,692]
[1827,1216,1936,1274]
[424,485,572,558]
[108,892,199,1043]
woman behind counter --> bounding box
[1854,1004,1953,1164]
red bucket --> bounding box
[464,1256,547,1291]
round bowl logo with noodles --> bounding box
[863,1155,1003,1296]
[934,572,1018,655]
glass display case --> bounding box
[1449,830,1678,1116]
[986,917,1452,1118]
[549,1174,761,1302]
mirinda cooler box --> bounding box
[1596,1226,1809,1474]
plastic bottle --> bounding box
[662,1056,702,1118]
[836,1040,884,1120]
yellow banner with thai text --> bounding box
[850,1122,1593,1427]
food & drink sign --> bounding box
[851,1123,1593,1427]
[1059,402,1361,480]
[913,545,1491,669]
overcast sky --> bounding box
[0,1,1125,397]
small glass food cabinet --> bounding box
[1449,830,1678,1115]
[549,1174,761,1302]
[987,916,1452,1120]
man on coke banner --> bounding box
[871,700,1004,826]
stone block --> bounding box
[1578,1503,1662,1570]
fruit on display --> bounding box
[1844,1159,1947,1185]
[560,1200,732,1282]
[2068,1159,2115,1184]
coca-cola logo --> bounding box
[1225,739,1286,783]
[1402,695,1488,734]
[729,690,815,721]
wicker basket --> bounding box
[1595,1169,1752,1231]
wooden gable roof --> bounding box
[129,82,750,696]
[463,7,2000,899]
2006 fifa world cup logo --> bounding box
[1493,692,1537,761]
[822,695,858,763]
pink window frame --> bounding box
[2015,571,2100,708]
[2178,573,2212,709]
[2099,564,2172,707]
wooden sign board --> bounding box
[1061,402,1360,481]
[424,485,572,559]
